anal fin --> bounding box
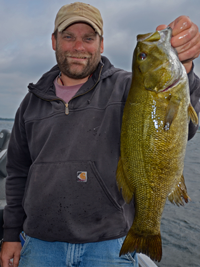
[188,103,198,126]
[168,174,191,206]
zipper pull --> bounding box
[65,103,69,115]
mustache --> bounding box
[65,52,91,59]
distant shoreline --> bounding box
[0,118,14,121]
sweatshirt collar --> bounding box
[28,56,117,100]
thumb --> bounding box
[156,24,167,31]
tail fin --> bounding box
[120,228,162,262]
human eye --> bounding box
[83,35,96,43]
[65,35,72,40]
[62,33,74,41]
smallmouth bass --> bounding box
[116,27,198,262]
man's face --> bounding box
[52,23,104,79]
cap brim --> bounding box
[57,16,102,36]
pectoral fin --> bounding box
[116,157,133,203]
[164,96,180,131]
[168,174,191,206]
[188,103,198,126]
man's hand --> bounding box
[0,242,22,267]
[156,16,200,73]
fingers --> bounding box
[156,16,191,34]
[0,251,9,267]
[13,253,20,267]
[0,256,10,267]
[0,242,21,267]
[174,27,200,53]
[174,25,200,67]
[156,24,167,31]
[171,22,199,49]
[168,16,192,36]
[171,17,200,72]
[156,15,200,73]
[177,40,200,63]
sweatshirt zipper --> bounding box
[65,103,69,115]
[73,66,103,100]
[65,64,104,115]
[31,64,104,115]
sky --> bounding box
[0,0,200,118]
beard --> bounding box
[55,45,101,79]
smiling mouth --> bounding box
[68,56,90,59]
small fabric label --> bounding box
[77,171,87,182]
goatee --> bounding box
[55,50,101,79]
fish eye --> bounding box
[139,52,147,60]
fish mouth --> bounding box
[159,78,180,93]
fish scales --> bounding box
[116,27,198,262]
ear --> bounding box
[100,37,104,53]
[52,34,56,51]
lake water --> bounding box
[158,130,200,267]
[0,120,199,267]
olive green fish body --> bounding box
[117,28,198,261]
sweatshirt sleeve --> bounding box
[187,64,200,140]
[3,104,32,242]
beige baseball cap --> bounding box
[54,2,103,36]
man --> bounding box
[0,2,200,267]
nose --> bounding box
[73,40,85,51]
